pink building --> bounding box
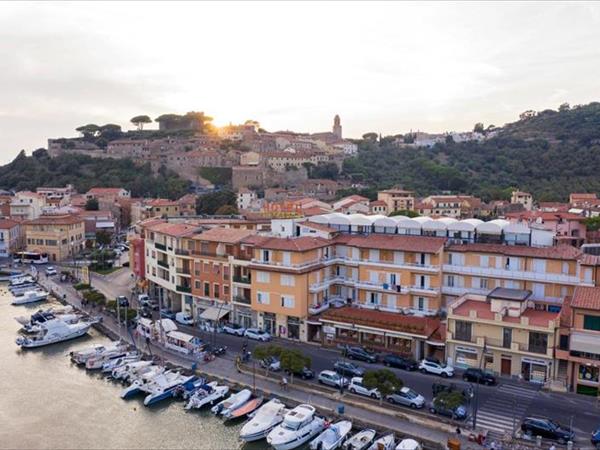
[506,211,587,247]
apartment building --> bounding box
[0,219,24,257]
[418,195,482,219]
[556,286,600,395]
[377,189,415,213]
[511,191,533,211]
[24,214,85,261]
[10,191,45,220]
[506,211,587,247]
[447,288,560,382]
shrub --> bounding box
[73,283,91,291]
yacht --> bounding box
[142,372,198,406]
[184,382,229,410]
[15,306,74,327]
[15,318,96,348]
[267,404,326,450]
[11,288,49,305]
[343,429,376,450]
[10,282,39,295]
[225,396,263,420]
[367,434,395,450]
[310,420,353,450]
[239,398,287,442]
[23,313,80,333]
[211,389,252,416]
[71,342,128,365]
[111,360,154,382]
[395,440,422,450]
[120,366,166,398]
[9,275,35,286]
[101,354,141,373]
[85,348,133,370]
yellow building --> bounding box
[377,189,415,212]
[447,288,560,382]
[24,214,85,262]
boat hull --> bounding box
[16,325,91,348]
[268,421,325,450]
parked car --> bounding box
[160,309,176,320]
[342,346,378,363]
[175,311,194,325]
[45,266,57,276]
[116,295,129,307]
[140,307,153,319]
[318,370,349,388]
[429,398,468,421]
[333,360,365,378]
[284,366,314,380]
[432,382,472,399]
[383,354,418,371]
[349,377,380,399]
[138,294,151,307]
[419,359,454,377]
[520,417,575,444]
[260,356,281,372]
[386,387,425,409]
[244,328,271,341]
[591,427,600,448]
[462,368,496,385]
[222,323,246,336]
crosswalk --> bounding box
[475,383,539,440]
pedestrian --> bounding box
[280,376,288,391]
[455,426,461,436]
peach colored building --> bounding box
[506,211,587,247]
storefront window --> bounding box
[287,316,300,340]
[337,328,358,342]
[578,365,599,383]
[361,332,384,348]
[388,337,412,355]
[454,346,478,368]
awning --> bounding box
[570,332,600,355]
[199,306,230,321]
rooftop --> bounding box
[0,218,20,229]
[249,235,330,252]
[87,187,127,195]
[145,221,198,237]
[452,299,559,327]
[571,286,600,311]
[487,287,532,302]
[25,214,83,226]
[335,233,446,254]
[446,242,582,261]
[193,227,256,244]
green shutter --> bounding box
[583,315,600,331]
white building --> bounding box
[237,188,257,211]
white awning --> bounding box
[199,306,230,321]
[570,332,600,355]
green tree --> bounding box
[584,216,600,232]
[215,204,238,215]
[95,230,112,246]
[85,197,99,211]
[558,102,570,112]
[253,344,284,375]
[76,124,100,139]
[279,349,311,384]
[363,369,402,405]
[473,122,485,133]
[130,115,152,130]
[362,132,378,142]
[433,391,464,418]
[195,190,236,215]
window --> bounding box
[204,282,210,297]
[416,297,426,311]
[480,255,489,267]
[213,264,220,274]
[256,271,270,283]
[502,328,512,349]
[223,266,229,280]
[559,334,569,351]
[223,285,229,296]
[281,295,295,308]
[203,262,210,272]
[454,320,472,342]
[213,284,220,299]
[368,292,380,304]
[262,250,270,262]
[583,315,600,331]
[280,274,295,286]
[528,332,548,354]
[257,291,270,305]
[194,280,201,289]
[447,275,455,287]
[480,278,489,289]
[448,253,453,265]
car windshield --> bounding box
[404,390,417,399]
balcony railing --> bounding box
[176,267,191,275]
[176,285,191,293]
[443,264,586,286]
[157,260,169,269]
[233,275,251,284]
[175,248,190,256]
[233,295,251,305]
[155,242,167,251]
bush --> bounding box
[82,289,106,304]
[73,283,91,291]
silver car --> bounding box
[386,387,425,409]
[318,370,349,388]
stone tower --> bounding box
[332,114,342,139]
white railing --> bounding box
[407,285,440,295]
[443,264,585,285]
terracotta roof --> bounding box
[579,254,600,266]
[250,235,330,252]
[335,234,446,254]
[302,206,331,217]
[506,211,586,222]
[369,200,387,207]
[25,214,83,226]
[571,286,600,311]
[87,188,127,195]
[319,306,440,338]
[452,299,559,327]
[146,198,178,207]
[145,221,198,237]
[446,243,581,260]
[0,218,20,229]
[193,227,255,244]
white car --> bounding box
[419,359,454,378]
[244,328,271,342]
[222,323,246,336]
[175,311,194,325]
[318,370,349,388]
[349,377,381,399]
[45,266,57,276]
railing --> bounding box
[155,242,167,251]
[443,264,586,286]
[175,248,190,256]
[176,267,191,275]
[485,337,512,349]
[233,275,251,284]
[442,285,491,296]
[518,342,548,355]
[157,260,169,268]
[233,295,251,305]
[408,285,440,294]
[176,285,191,293]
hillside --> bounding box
[0,149,191,199]
[342,102,600,202]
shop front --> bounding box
[233,305,255,329]
[575,363,599,396]
[521,356,551,384]
[453,345,479,369]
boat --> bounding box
[9,275,35,286]
[0,269,23,281]
[142,372,198,406]
[184,382,229,410]
[225,396,263,420]
[343,429,377,450]
[211,388,252,416]
[367,434,395,450]
[101,354,141,373]
[11,288,49,305]
[120,366,166,398]
[239,398,288,442]
[266,404,326,450]
[15,306,74,326]
[15,318,96,348]
[395,439,422,450]
[310,420,353,450]
[10,283,39,295]
[23,313,81,333]
[70,342,128,365]
[111,360,154,382]
[173,376,207,399]
[85,348,133,370]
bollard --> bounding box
[337,404,344,415]
[567,441,573,450]
[536,435,542,447]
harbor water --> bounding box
[0,287,255,450]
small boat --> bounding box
[310,420,353,450]
[101,354,141,373]
[367,434,395,450]
[86,348,132,370]
[9,275,35,286]
[185,382,229,410]
[0,269,23,281]
[111,360,153,382]
[343,429,377,450]
[267,404,326,450]
[395,439,422,450]
[143,373,198,406]
[173,377,207,400]
[15,318,96,348]
[70,342,127,365]
[225,396,263,420]
[11,288,49,305]
[23,313,81,333]
[211,389,252,416]
[239,398,287,442]
[15,306,74,326]
[10,283,39,295]
[120,366,166,398]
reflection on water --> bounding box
[0,288,267,450]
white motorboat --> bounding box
[11,288,49,305]
[111,360,154,381]
[267,404,326,450]
[10,275,35,286]
[15,318,96,348]
[310,420,353,450]
[143,373,197,406]
[86,348,133,370]
[70,341,127,365]
[10,283,39,295]
[395,439,422,450]
[185,382,229,410]
[101,354,141,373]
[211,388,252,416]
[23,314,81,334]
[240,398,287,442]
[15,306,74,326]
[343,429,377,450]
[121,366,167,398]
[367,434,395,450]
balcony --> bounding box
[233,295,251,305]
[443,264,587,286]
[442,285,491,296]
[175,248,190,256]
[157,260,169,269]
[407,285,440,295]
[176,285,191,293]
[233,275,251,284]
[155,242,167,251]
[176,267,191,275]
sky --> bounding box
[1,1,600,163]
